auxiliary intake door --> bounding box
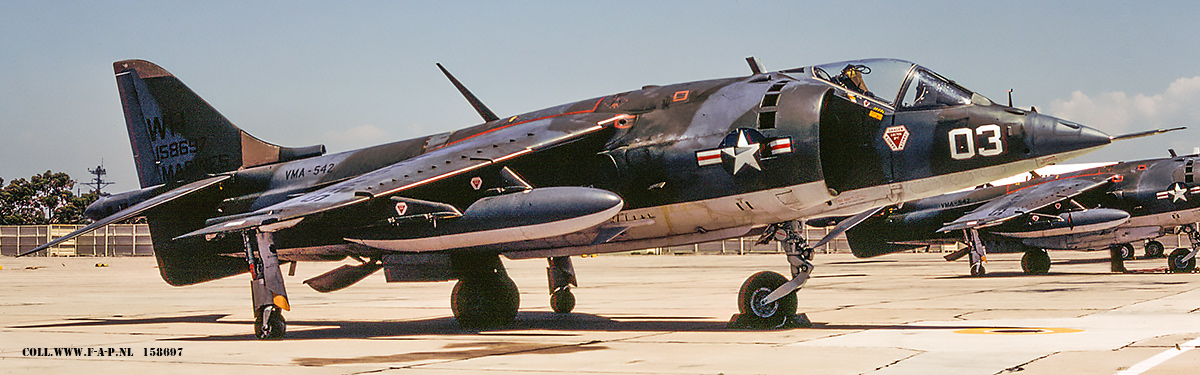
[818,90,891,194]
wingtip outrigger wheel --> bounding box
[964,228,988,277]
[244,230,289,339]
[255,305,286,340]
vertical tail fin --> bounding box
[114,60,325,188]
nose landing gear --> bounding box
[729,221,812,329]
[1168,224,1199,273]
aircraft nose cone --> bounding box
[1028,114,1111,158]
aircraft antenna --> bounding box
[1007,89,1013,107]
[436,63,500,122]
[82,160,114,196]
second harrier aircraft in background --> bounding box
[844,149,1200,276]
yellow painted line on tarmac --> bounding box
[954,327,1083,335]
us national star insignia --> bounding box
[693,128,793,176]
[1155,182,1200,203]
[723,131,761,174]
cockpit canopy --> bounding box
[809,59,990,110]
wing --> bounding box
[19,175,231,257]
[177,109,623,240]
[937,173,1116,233]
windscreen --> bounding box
[898,69,973,109]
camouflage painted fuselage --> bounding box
[88,59,1112,285]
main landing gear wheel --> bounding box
[451,275,520,329]
[1144,241,1165,258]
[1168,248,1196,273]
[254,306,286,340]
[1117,243,1136,260]
[1021,249,1051,275]
[736,271,797,328]
[550,288,576,314]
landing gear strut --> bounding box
[547,256,577,314]
[450,254,520,329]
[730,221,811,329]
[244,230,288,340]
[964,228,987,277]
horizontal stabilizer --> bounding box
[18,175,230,257]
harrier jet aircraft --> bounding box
[842,150,1200,276]
[24,57,1120,338]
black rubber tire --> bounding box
[1144,241,1165,258]
[451,275,520,329]
[1168,248,1196,273]
[737,271,797,328]
[254,306,286,340]
[1117,243,1136,260]
[1021,249,1051,275]
[550,288,576,314]
[970,263,986,277]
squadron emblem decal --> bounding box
[695,128,793,176]
[883,125,909,151]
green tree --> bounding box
[0,177,9,223]
[0,171,98,225]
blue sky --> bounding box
[2,1,1199,192]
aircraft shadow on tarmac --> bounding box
[936,271,1105,279]
[9,314,231,329]
[9,312,1040,341]
[933,256,1173,279]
